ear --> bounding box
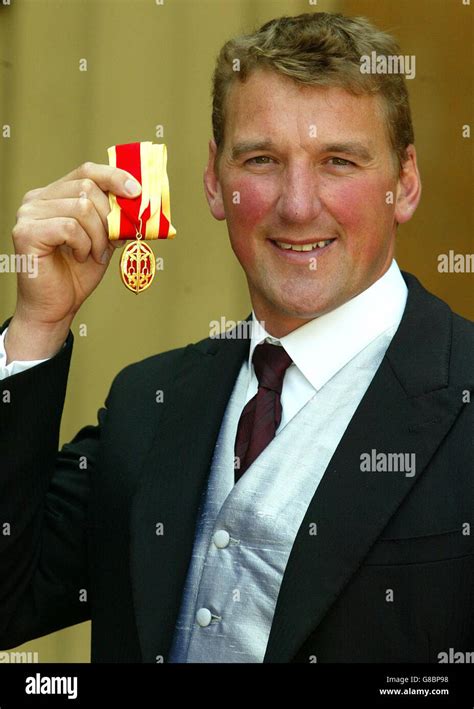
[394,144,422,224]
[203,139,226,221]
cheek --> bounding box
[325,175,395,236]
[223,178,275,236]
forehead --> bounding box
[223,69,389,149]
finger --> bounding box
[24,179,111,229]
[17,198,108,265]
[13,217,94,264]
[50,162,142,200]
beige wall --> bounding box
[0,0,471,662]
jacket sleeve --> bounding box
[0,319,104,649]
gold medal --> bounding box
[120,237,156,294]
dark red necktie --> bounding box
[234,342,293,483]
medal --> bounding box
[106,141,176,293]
[120,236,156,293]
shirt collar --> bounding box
[248,259,408,391]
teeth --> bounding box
[275,239,333,251]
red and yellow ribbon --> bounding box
[107,141,176,240]
[106,142,176,293]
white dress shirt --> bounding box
[245,259,407,431]
[0,330,50,378]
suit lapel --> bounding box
[130,326,250,662]
[263,273,468,662]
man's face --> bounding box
[204,68,419,335]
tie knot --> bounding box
[252,342,293,394]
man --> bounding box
[0,12,472,663]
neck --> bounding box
[252,309,316,339]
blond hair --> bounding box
[212,12,414,170]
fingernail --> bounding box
[101,249,110,264]
[125,179,141,197]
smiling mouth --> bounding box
[271,238,336,252]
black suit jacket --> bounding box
[0,271,473,663]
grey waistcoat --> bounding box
[168,329,394,662]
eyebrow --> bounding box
[320,142,374,162]
[230,139,374,162]
[231,141,277,160]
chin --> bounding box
[271,297,330,320]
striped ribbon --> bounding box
[107,141,176,240]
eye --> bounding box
[328,157,355,167]
[245,156,274,165]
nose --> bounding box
[276,162,324,224]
